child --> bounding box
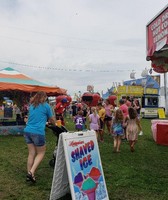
[88,107,100,138]
[133,98,143,135]
[126,107,141,152]
[104,99,113,135]
[74,110,86,131]
[24,115,28,124]
[111,109,124,153]
[97,102,106,142]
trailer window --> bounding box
[144,97,158,107]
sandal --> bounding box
[130,146,135,152]
[26,171,36,183]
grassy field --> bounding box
[0,117,168,200]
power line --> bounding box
[0,35,115,52]
[1,24,113,45]
[0,59,139,73]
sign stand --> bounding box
[50,130,109,200]
[158,108,166,119]
[50,133,70,200]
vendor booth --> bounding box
[146,4,168,115]
[102,75,161,118]
[147,4,168,146]
[0,67,67,135]
[123,75,160,118]
[116,85,144,100]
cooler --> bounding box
[156,124,168,146]
[151,120,168,145]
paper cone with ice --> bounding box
[74,172,84,188]
[82,177,97,200]
[89,167,101,182]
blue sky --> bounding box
[0,0,167,95]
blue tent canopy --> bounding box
[123,75,160,89]
[102,86,116,99]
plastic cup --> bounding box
[56,120,62,127]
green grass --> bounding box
[0,118,168,200]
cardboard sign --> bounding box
[158,108,166,119]
[50,130,109,200]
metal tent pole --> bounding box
[164,73,168,116]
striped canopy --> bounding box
[0,67,67,96]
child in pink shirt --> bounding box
[88,107,100,138]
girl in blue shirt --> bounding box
[24,91,55,183]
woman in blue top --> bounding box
[24,91,55,183]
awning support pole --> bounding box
[164,73,168,116]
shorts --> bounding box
[112,131,124,137]
[112,124,124,137]
[24,132,46,146]
[90,123,99,131]
[104,115,112,121]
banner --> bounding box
[146,5,168,58]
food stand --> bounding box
[116,85,144,106]
[123,75,161,118]
[141,87,160,118]
[0,67,67,135]
[146,4,168,115]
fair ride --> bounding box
[81,92,101,107]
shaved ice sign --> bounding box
[70,140,94,171]
[50,131,109,200]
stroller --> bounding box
[47,124,68,168]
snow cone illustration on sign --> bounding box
[82,177,97,200]
[65,131,109,200]
[89,167,101,182]
[74,167,101,200]
[74,172,84,188]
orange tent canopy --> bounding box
[0,67,67,96]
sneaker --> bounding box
[139,131,143,136]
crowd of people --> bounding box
[23,91,143,184]
[61,96,144,154]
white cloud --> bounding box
[0,0,167,95]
